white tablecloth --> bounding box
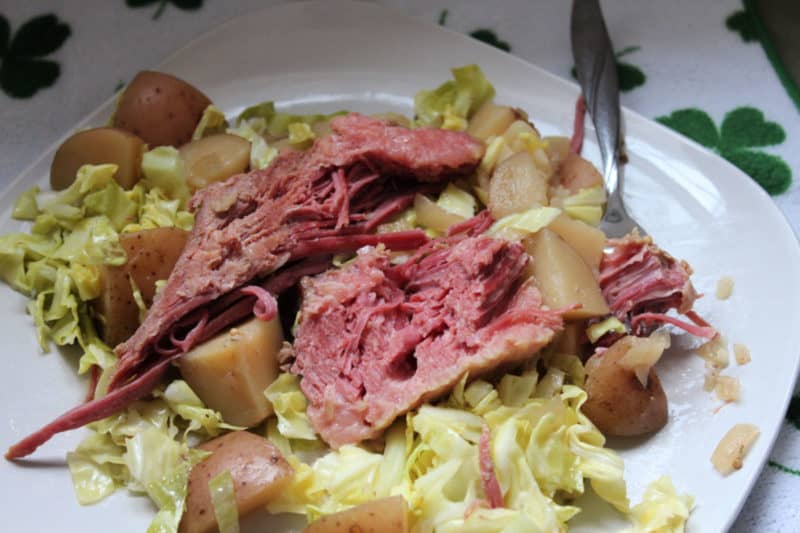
[0,0,797,530]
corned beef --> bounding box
[599,233,715,338]
[292,236,563,448]
[7,113,483,459]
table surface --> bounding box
[0,1,798,531]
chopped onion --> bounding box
[618,330,670,386]
[714,376,741,403]
[733,343,751,365]
[711,424,759,475]
[715,276,734,300]
[697,335,729,369]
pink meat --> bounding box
[480,425,504,508]
[292,236,563,448]
[599,233,711,337]
[7,114,483,459]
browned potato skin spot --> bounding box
[113,71,212,147]
[558,151,603,193]
[303,496,409,533]
[94,227,189,347]
[582,336,668,437]
[50,127,145,190]
[180,431,293,533]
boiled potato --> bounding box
[543,135,571,169]
[414,193,465,233]
[554,322,584,356]
[304,496,410,533]
[50,128,144,190]
[467,102,518,141]
[179,133,250,191]
[582,336,668,437]
[525,229,609,320]
[178,316,283,427]
[94,227,189,346]
[500,120,551,175]
[488,151,549,219]
[502,119,540,147]
[558,151,604,193]
[180,431,293,533]
[548,213,605,273]
[113,71,212,147]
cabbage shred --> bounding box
[266,366,631,531]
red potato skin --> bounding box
[113,71,212,147]
[582,337,668,437]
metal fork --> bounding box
[570,0,645,238]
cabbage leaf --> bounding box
[209,470,240,533]
[271,365,632,531]
[626,476,694,533]
[67,381,230,532]
[264,373,319,441]
[414,64,495,129]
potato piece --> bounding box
[554,322,584,356]
[525,229,609,319]
[181,431,293,533]
[488,151,549,219]
[548,213,605,272]
[179,133,250,191]
[544,135,571,169]
[558,151,603,193]
[113,71,212,147]
[304,496,410,533]
[467,102,518,141]
[179,317,283,427]
[94,227,189,346]
[582,336,668,437]
[414,193,464,233]
[50,127,144,190]
[502,119,540,147]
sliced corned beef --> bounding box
[6,113,483,459]
[599,233,715,338]
[292,236,563,448]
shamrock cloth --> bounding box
[0,0,798,531]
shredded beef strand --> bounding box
[6,359,173,460]
[480,425,504,508]
[570,96,585,154]
[631,312,717,339]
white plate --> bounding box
[1,1,798,531]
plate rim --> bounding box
[2,1,799,531]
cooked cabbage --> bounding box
[67,381,234,532]
[414,65,495,129]
[267,368,632,531]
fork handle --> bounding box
[570,0,624,212]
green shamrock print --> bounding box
[469,29,511,52]
[438,10,512,53]
[126,0,203,20]
[769,460,800,477]
[657,107,791,195]
[726,8,757,42]
[0,14,71,98]
[570,46,646,93]
[788,395,800,431]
